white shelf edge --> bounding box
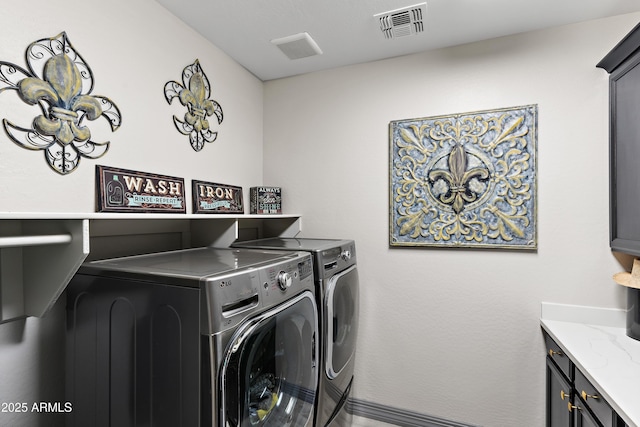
[0,212,302,220]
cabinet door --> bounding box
[573,395,599,427]
[609,51,640,255]
[574,368,618,427]
[547,356,573,427]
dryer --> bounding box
[232,238,359,427]
[66,247,319,427]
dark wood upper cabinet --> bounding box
[598,22,640,257]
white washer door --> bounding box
[221,291,319,427]
[325,265,359,380]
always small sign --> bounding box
[96,165,186,213]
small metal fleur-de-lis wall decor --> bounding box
[164,60,223,152]
[0,32,122,174]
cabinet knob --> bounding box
[581,390,600,401]
[567,402,581,413]
[560,390,569,401]
[548,349,563,357]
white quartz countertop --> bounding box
[541,302,640,427]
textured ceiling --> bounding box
[155,0,640,81]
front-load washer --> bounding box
[232,238,359,427]
[66,247,319,427]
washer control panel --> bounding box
[321,243,356,277]
[203,251,312,334]
[259,254,313,307]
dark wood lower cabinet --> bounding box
[544,332,627,427]
[546,357,572,427]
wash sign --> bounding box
[96,165,186,213]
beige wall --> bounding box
[264,13,640,426]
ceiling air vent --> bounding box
[271,32,323,60]
[375,2,426,39]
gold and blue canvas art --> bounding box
[389,105,537,249]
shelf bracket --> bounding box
[0,219,89,322]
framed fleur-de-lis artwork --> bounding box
[389,105,537,250]
[0,32,122,174]
[164,60,223,152]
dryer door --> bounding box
[221,291,319,427]
[325,265,359,379]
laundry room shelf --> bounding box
[0,213,301,323]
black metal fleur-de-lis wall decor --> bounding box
[0,32,122,174]
[164,60,223,152]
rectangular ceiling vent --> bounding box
[271,32,323,60]
[375,2,426,39]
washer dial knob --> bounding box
[341,250,351,261]
[277,271,292,290]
